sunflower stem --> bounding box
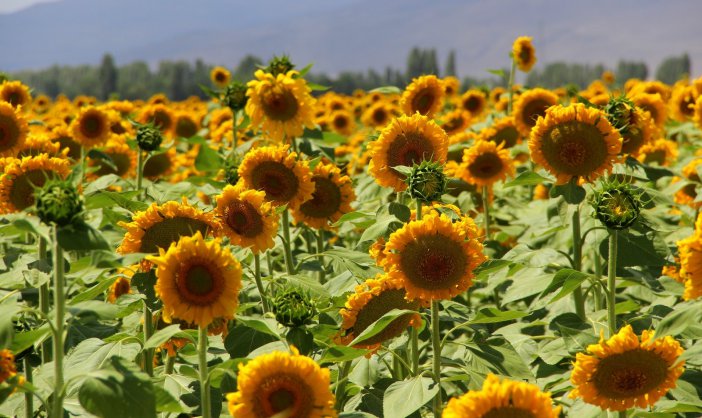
[571,206,586,321]
[282,209,295,275]
[143,302,154,377]
[79,145,86,186]
[164,354,175,375]
[607,230,618,337]
[253,253,270,313]
[136,149,144,195]
[38,237,51,364]
[507,56,517,115]
[316,229,326,283]
[481,185,490,239]
[23,357,33,418]
[593,247,604,312]
[198,325,211,418]
[335,360,351,411]
[410,325,420,376]
[50,225,65,418]
[416,199,423,221]
[431,300,443,418]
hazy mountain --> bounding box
[1,0,701,77]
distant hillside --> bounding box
[1,0,701,77]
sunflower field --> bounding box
[2,38,702,418]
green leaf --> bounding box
[332,211,374,227]
[78,356,156,418]
[57,220,111,251]
[368,86,401,94]
[194,144,223,171]
[0,304,19,348]
[9,325,51,354]
[382,376,438,418]
[504,171,551,188]
[468,308,528,324]
[656,301,702,337]
[143,325,195,350]
[388,202,411,222]
[319,345,371,364]
[308,82,330,91]
[350,309,417,346]
[224,323,278,359]
[539,268,590,304]
[600,230,669,268]
[131,270,161,310]
[550,180,586,204]
[153,384,188,413]
[87,190,148,213]
[70,276,118,305]
[235,316,281,338]
[487,69,506,77]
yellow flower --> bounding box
[246,70,316,142]
[478,116,521,148]
[107,265,136,303]
[677,215,702,300]
[443,373,561,418]
[694,95,702,129]
[0,80,31,109]
[174,111,201,139]
[439,109,472,137]
[570,325,684,412]
[458,90,488,119]
[0,101,28,157]
[443,76,461,97]
[0,349,20,384]
[513,88,559,137]
[458,140,515,187]
[636,138,677,166]
[383,212,486,301]
[619,106,655,156]
[529,103,622,185]
[400,75,445,118]
[215,184,279,254]
[147,232,242,327]
[238,144,314,210]
[669,85,696,122]
[70,106,113,148]
[0,155,71,214]
[226,347,337,418]
[17,133,67,158]
[673,158,702,209]
[328,109,356,136]
[291,161,355,230]
[211,66,231,88]
[49,124,82,160]
[137,103,176,136]
[361,101,397,129]
[368,113,448,192]
[629,93,667,132]
[512,36,537,72]
[87,138,138,179]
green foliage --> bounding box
[656,53,691,84]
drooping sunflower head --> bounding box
[400,75,445,118]
[512,36,537,72]
[291,161,355,229]
[570,325,685,412]
[210,66,231,88]
[226,347,337,418]
[513,88,559,136]
[147,231,242,327]
[245,70,316,142]
[529,103,622,185]
[459,90,488,119]
[0,155,71,214]
[215,184,279,254]
[368,113,449,191]
[478,116,521,149]
[384,211,486,301]
[70,106,113,148]
[238,144,314,210]
[0,81,31,109]
[337,275,422,351]
[458,140,515,188]
[0,101,28,157]
[444,373,561,418]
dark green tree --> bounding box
[98,54,118,100]
[445,50,457,77]
[655,53,690,84]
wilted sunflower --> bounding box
[291,161,355,229]
[0,101,28,157]
[384,212,486,301]
[227,347,337,418]
[570,325,684,412]
[238,144,314,210]
[337,275,422,351]
[443,373,561,418]
[0,155,71,214]
[87,139,137,179]
[215,184,279,254]
[368,113,448,191]
[458,140,515,187]
[636,138,677,166]
[147,232,242,326]
[513,88,558,137]
[478,116,521,148]
[210,66,231,88]
[512,36,537,72]
[459,90,488,119]
[529,103,622,185]
[117,197,220,254]
[400,75,445,118]
[629,93,667,131]
[439,109,472,137]
[328,109,356,136]
[69,106,113,148]
[246,69,316,142]
[0,80,31,108]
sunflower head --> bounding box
[34,178,83,226]
[406,160,448,203]
[0,101,29,157]
[223,81,248,111]
[136,123,163,152]
[512,36,537,72]
[272,287,317,328]
[265,55,296,76]
[210,66,231,88]
[592,177,643,230]
[400,75,445,118]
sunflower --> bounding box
[238,144,314,210]
[629,93,667,131]
[361,101,396,129]
[174,111,200,139]
[0,155,71,214]
[0,81,31,109]
[694,96,702,129]
[678,230,702,300]
[569,325,684,412]
[246,69,316,142]
[443,76,461,97]
[400,75,445,118]
[669,85,696,122]
[70,106,113,148]
[0,101,28,157]
[636,138,677,166]
[337,275,422,351]
[107,265,136,303]
[478,116,521,148]
[616,106,655,156]
[211,66,232,88]
[291,161,355,229]
[143,147,177,180]
[513,88,559,137]
[674,159,702,209]
[117,197,220,254]
[49,125,82,160]
[215,184,279,254]
[440,109,472,137]
[0,349,19,383]
[489,87,506,104]
[146,232,242,326]
[512,36,537,72]
[630,81,671,101]
[529,103,622,185]
[458,140,515,187]
[138,104,176,136]
[17,133,66,158]
[459,90,488,119]
[88,139,137,179]
[383,212,485,301]
[368,236,388,268]
[226,346,337,418]
[328,109,356,136]
[368,113,448,192]
[443,373,561,418]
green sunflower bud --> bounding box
[222,81,248,112]
[135,124,163,152]
[223,153,242,186]
[406,160,448,203]
[266,55,295,76]
[592,178,642,230]
[35,179,83,226]
[604,95,635,135]
[272,288,316,328]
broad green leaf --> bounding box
[350,309,417,346]
[656,301,702,337]
[504,171,551,188]
[550,180,586,204]
[368,86,401,94]
[468,308,528,324]
[319,346,371,364]
[382,376,438,418]
[194,144,222,171]
[143,325,195,350]
[538,268,590,304]
[57,221,111,251]
[70,276,118,305]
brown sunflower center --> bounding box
[152,110,172,131]
[215,72,226,83]
[9,169,51,211]
[541,121,609,177]
[223,199,264,238]
[176,261,223,305]
[5,91,22,107]
[143,152,171,178]
[488,126,520,148]
[0,114,20,151]
[681,182,697,199]
[484,406,536,418]
[261,87,299,122]
[139,216,211,253]
[521,98,552,128]
[468,152,504,179]
[640,104,659,125]
[111,121,126,135]
[593,349,670,399]
[386,131,435,173]
[80,113,105,139]
[399,234,468,290]
[176,117,198,139]
[442,116,465,134]
[463,96,483,113]
[372,108,388,125]
[112,277,131,299]
[256,374,314,417]
[412,88,437,115]
[250,161,300,204]
[350,288,419,346]
[56,136,82,160]
[518,47,532,65]
[299,176,342,220]
[333,115,349,130]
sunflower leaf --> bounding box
[349,308,418,346]
[143,325,196,350]
[504,171,551,188]
[383,376,438,418]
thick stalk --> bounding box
[136,150,145,195]
[198,326,211,418]
[593,248,604,312]
[507,57,517,115]
[410,326,419,376]
[571,206,586,320]
[607,231,618,337]
[266,251,273,276]
[253,253,270,313]
[431,300,442,418]
[143,303,154,376]
[164,354,175,375]
[281,210,295,275]
[482,186,490,239]
[23,357,33,418]
[38,237,51,363]
[335,361,351,411]
[51,225,65,418]
[79,146,86,186]
[316,229,326,283]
